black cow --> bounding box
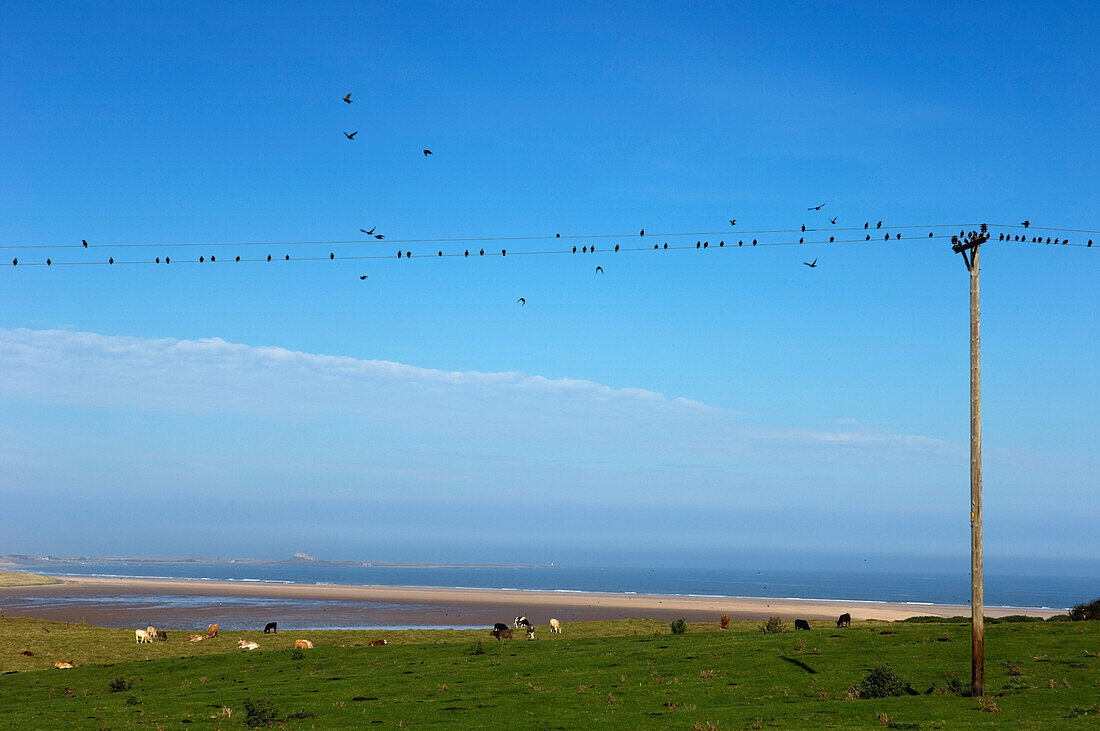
[794,619,811,631]
[154,629,168,641]
[263,622,278,634]
[493,622,510,631]
[836,612,851,628]
[490,627,514,641]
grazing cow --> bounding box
[154,629,168,641]
[237,639,260,651]
[493,622,510,632]
[135,629,152,643]
[294,639,313,649]
[207,623,220,638]
[514,616,532,629]
[836,612,851,628]
[20,650,34,657]
[54,662,74,669]
[188,634,205,642]
[719,615,730,630]
[490,627,513,641]
[526,626,536,640]
[794,619,811,631]
[263,622,278,634]
[146,625,156,637]
[549,618,562,634]
[368,639,387,646]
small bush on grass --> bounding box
[1046,614,1071,622]
[124,695,141,707]
[670,618,687,635]
[1069,597,1100,621]
[107,676,132,693]
[856,664,907,699]
[290,647,304,660]
[759,617,786,634]
[242,697,279,728]
[470,640,485,656]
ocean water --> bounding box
[22,561,1096,610]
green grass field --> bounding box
[0,570,63,587]
[1,616,1097,728]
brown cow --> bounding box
[294,639,313,649]
[836,613,851,628]
[206,623,219,638]
[54,661,74,669]
[490,627,513,641]
[154,629,168,641]
[188,633,205,643]
[720,615,730,629]
[368,639,387,646]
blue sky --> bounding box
[0,1,1096,571]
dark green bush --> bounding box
[670,618,687,635]
[470,640,485,656]
[759,617,786,634]
[124,695,141,706]
[988,614,1043,624]
[290,647,304,660]
[108,676,132,693]
[1046,614,1071,622]
[856,664,907,699]
[1069,597,1100,621]
[242,697,279,728]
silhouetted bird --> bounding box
[804,259,817,268]
[929,232,934,238]
[829,216,837,224]
[719,241,724,246]
[360,275,368,280]
[397,250,402,258]
[1088,240,1093,247]
[654,244,658,249]
[517,298,525,305]
[703,241,708,248]
[464,250,469,257]
[801,224,806,232]
[200,256,204,262]
[109,257,114,264]
[479,249,484,255]
[730,219,736,226]
[1022,220,1030,227]
[738,240,743,246]
[46,258,51,265]
[799,237,804,244]
[330,252,334,259]
[165,257,170,263]
[615,244,620,251]
[375,234,384,239]
[344,131,357,139]
[866,235,870,241]
[572,246,577,253]
[808,203,824,210]
[556,233,560,237]
[82,239,88,248]
[864,222,869,229]
[583,246,587,253]
[885,233,890,240]
[11,258,16,266]
[361,227,375,235]
[285,254,290,260]
[210,255,215,261]
[663,243,668,249]
[343,93,352,103]
[639,229,644,236]
[267,255,272,261]
[752,239,757,245]
[236,256,241,261]
[696,241,701,248]
[423,150,432,156]
[999,233,1005,241]
[501,249,506,256]
[829,236,834,242]
[437,251,442,256]
[877,221,882,228]
[595,266,603,273]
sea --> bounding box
[18,560,1096,610]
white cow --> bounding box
[549,618,562,634]
[237,639,260,651]
[135,629,152,643]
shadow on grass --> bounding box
[779,656,817,674]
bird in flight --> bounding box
[344,131,357,139]
[423,149,432,156]
[361,227,376,235]
[808,203,824,211]
[360,275,368,280]
[374,234,384,239]
[1021,220,1030,227]
[730,219,736,226]
[804,259,817,268]
[595,266,604,273]
[829,216,837,224]
[82,239,88,248]
[517,297,525,306]
[343,93,352,104]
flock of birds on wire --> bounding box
[4,94,1096,295]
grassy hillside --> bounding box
[0,570,64,587]
[1,617,1097,728]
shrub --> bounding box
[1046,613,1071,622]
[670,618,687,635]
[242,697,279,728]
[108,676,132,693]
[759,617,786,634]
[290,647,304,660]
[856,664,907,699]
[1069,597,1100,621]
[124,695,141,707]
[470,640,485,656]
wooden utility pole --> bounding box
[953,225,988,697]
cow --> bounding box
[368,639,387,647]
[490,627,513,641]
[719,615,730,630]
[794,619,811,631]
[54,661,74,669]
[549,618,562,634]
[188,634,205,643]
[526,626,536,640]
[206,623,220,638]
[514,616,532,629]
[237,639,260,651]
[154,629,168,641]
[263,622,278,634]
[294,639,313,649]
[836,612,851,628]
[20,650,34,657]
[135,629,153,644]
[493,622,510,632]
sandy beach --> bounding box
[0,576,1064,630]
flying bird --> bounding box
[517,298,525,306]
[360,275,368,280]
[730,219,736,226]
[808,203,824,210]
[82,239,88,248]
[360,227,375,235]
[375,234,384,239]
[804,259,817,268]
[344,131,357,139]
[829,216,837,224]
[423,149,432,156]
[595,266,604,273]
[343,93,352,104]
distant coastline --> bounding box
[0,554,550,571]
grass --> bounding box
[0,570,64,587]
[1,616,1097,728]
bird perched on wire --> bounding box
[423,149,432,156]
[639,229,644,236]
[808,203,824,211]
[876,221,882,228]
[1021,220,1030,227]
[344,131,357,139]
[82,239,88,248]
[804,259,817,268]
[517,298,525,306]
[343,93,352,104]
